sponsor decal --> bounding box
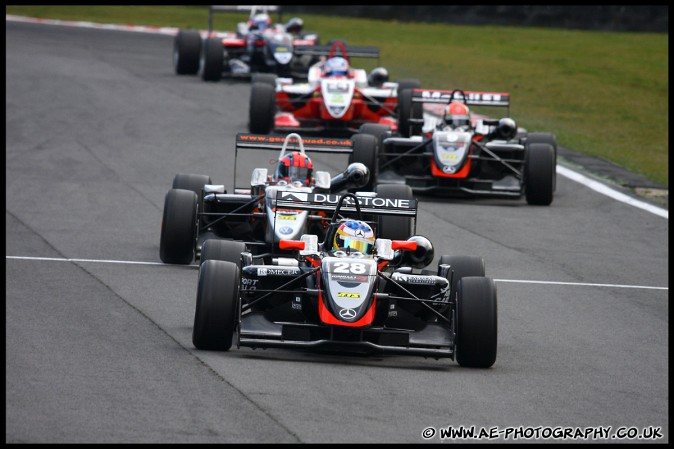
[331,274,368,283]
[278,215,296,220]
[279,226,294,235]
[337,292,361,298]
[264,268,301,276]
[419,90,506,103]
[280,192,413,209]
[237,134,352,147]
[396,274,437,285]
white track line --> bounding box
[5,256,667,290]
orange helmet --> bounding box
[444,102,471,128]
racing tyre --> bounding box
[455,276,497,368]
[524,143,555,206]
[396,78,421,94]
[200,239,246,268]
[349,133,378,191]
[193,260,240,350]
[375,183,414,240]
[160,189,198,264]
[173,30,201,75]
[397,88,423,137]
[251,73,277,87]
[200,37,224,82]
[526,133,558,191]
[172,173,212,196]
[438,255,485,302]
[249,82,276,134]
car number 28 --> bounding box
[333,262,367,274]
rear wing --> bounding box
[293,44,380,60]
[275,191,418,218]
[209,5,282,32]
[411,88,510,108]
[233,133,355,188]
[235,133,354,154]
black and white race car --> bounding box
[360,88,558,205]
[173,5,321,81]
[159,132,413,265]
[192,192,498,368]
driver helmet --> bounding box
[333,220,375,255]
[324,56,349,77]
[275,151,313,185]
[444,102,471,129]
[249,13,272,31]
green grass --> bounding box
[6,5,668,186]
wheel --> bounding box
[526,133,558,191]
[192,260,240,350]
[251,73,277,87]
[438,255,485,302]
[455,276,497,368]
[375,183,414,240]
[173,30,201,75]
[349,133,378,191]
[200,239,246,267]
[524,143,555,206]
[396,78,420,94]
[172,173,212,196]
[159,189,198,264]
[358,123,392,168]
[200,37,223,82]
[248,82,276,134]
[397,88,423,137]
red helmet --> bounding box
[444,102,471,128]
[275,151,313,185]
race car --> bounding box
[362,88,558,205]
[159,132,414,265]
[192,192,498,368]
[172,5,321,81]
[248,41,422,136]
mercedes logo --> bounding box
[355,229,364,238]
[339,308,357,319]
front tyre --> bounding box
[455,276,497,368]
[438,255,485,302]
[160,189,198,264]
[193,260,240,350]
[200,37,224,82]
[524,143,555,206]
[349,133,378,191]
[200,239,246,268]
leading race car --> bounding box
[248,41,422,136]
[192,192,498,368]
[159,132,412,265]
[173,5,321,81]
[363,88,558,205]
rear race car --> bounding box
[192,192,498,368]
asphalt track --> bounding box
[5,21,669,443]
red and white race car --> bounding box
[248,41,421,136]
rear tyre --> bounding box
[438,255,485,302]
[200,37,223,82]
[200,239,246,268]
[524,143,555,206]
[160,189,198,264]
[251,73,277,87]
[349,133,378,191]
[375,183,414,240]
[193,260,240,350]
[173,30,201,75]
[456,276,497,368]
[397,88,423,137]
[249,82,276,134]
